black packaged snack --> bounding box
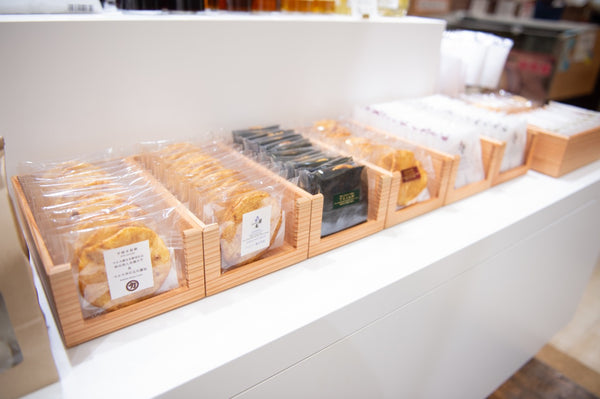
[266,138,313,153]
[232,125,281,145]
[243,131,297,153]
[297,159,368,237]
[232,126,369,237]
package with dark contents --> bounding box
[233,126,368,237]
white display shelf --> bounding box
[22,160,600,399]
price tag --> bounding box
[241,206,272,257]
[103,240,154,300]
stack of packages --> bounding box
[17,157,185,318]
[305,120,431,210]
[232,125,368,237]
[524,102,600,135]
[141,142,285,271]
[355,94,528,186]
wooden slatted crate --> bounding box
[309,123,453,229]
[443,137,504,205]
[11,163,206,347]
[214,142,390,261]
[136,149,312,297]
[527,126,600,177]
[483,131,539,186]
[306,158,391,258]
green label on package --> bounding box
[333,190,360,209]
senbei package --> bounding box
[525,101,600,136]
[355,101,486,189]
[17,156,186,319]
[404,95,528,172]
[142,141,286,271]
[307,120,433,209]
[232,126,368,237]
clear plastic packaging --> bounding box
[306,120,433,209]
[18,155,186,319]
[141,140,287,271]
[459,90,537,114]
[524,101,600,136]
[355,101,486,188]
[403,95,528,172]
[232,126,369,237]
[440,30,513,90]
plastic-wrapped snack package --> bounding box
[18,156,185,319]
[459,91,536,114]
[405,95,528,172]
[308,120,432,209]
[297,157,368,236]
[142,141,286,271]
[232,126,369,237]
[355,100,486,188]
[525,101,600,136]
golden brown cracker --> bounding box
[77,225,171,310]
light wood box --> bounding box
[136,150,312,297]
[312,123,453,229]
[305,156,391,258]
[215,142,390,260]
[527,126,600,178]
[478,131,540,187]
[11,164,206,347]
[443,137,504,205]
[268,138,390,258]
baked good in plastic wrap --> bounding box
[18,156,186,319]
[355,100,486,188]
[405,95,528,172]
[524,101,600,136]
[459,90,537,114]
[307,120,432,209]
[232,125,368,237]
[141,141,285,271]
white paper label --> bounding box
[241,206,271,257]
[103,240,154,300]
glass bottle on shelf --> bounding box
[227,0,252,10]
[252,0,281,11]
[335,0,352,14]
[377,0,409,16]
[281,0,335,13]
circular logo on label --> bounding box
[126,280,140,292]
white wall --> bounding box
[0,14,445,178]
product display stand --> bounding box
[22,160,600,399]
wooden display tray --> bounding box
[443,137,503,205]
[136,150,312,297]
[306,158,390,258]
[527,126,600,178]
[11,164,206,348]
[263,137,390,258]
[330,122,454,229]
[384,147,454,228]
[483,131,539,187]
[212,143,389,260]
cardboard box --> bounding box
[0,137,59,398]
